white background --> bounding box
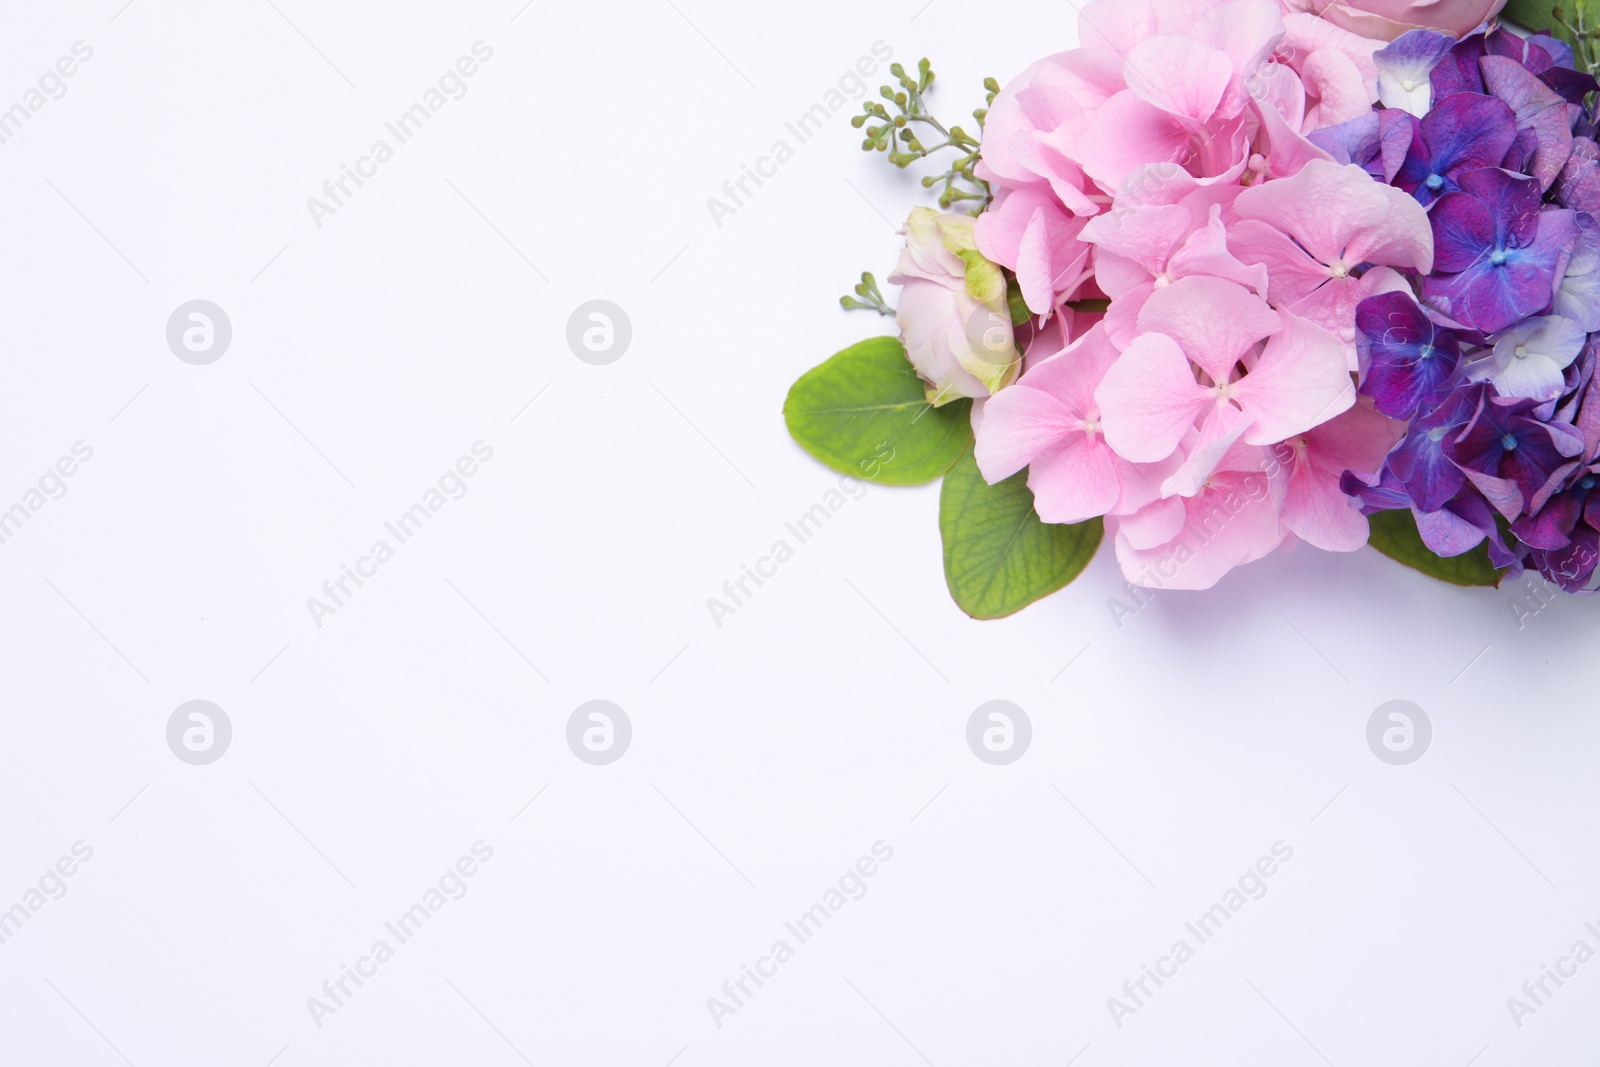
[2,1,1598,1064]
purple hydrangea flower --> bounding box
[1309,110,1413,183]
[1356,291,1463,418]
[1386,385,1478,511]
[1395,93,1517,205]
[1447,393,1584,513]
[1421,168,1577,333]
[1341,25,1600,591]
[1374,30,1456,115]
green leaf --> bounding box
[1502,0,1555,31]
[783,336,973,485]
[939,447,1103,618]
[1502,0,1599,54]
[1366,509,1505,587]
[1006,281,1030,325]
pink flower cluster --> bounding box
[948,0,1489,589]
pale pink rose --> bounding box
[1279,0,1504,42]
[889,208,1022,404]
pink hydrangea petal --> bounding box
[1113,453,1186,514]
[1281,450,1371,550]
[1249,90,1335,179]
[1135,276,1283,383]
[973,385,1081,483]
[1032,144,1103,216]
[1123,36,1234,123]
[1077,90,1193,192]
[1081,203,1194,277]
[1227,218,1333,308]
[1016,207,1060,314]
[980,54,1088,187]
[1167,205,1270,294]
[976,188,1089,315]
[1194,0,1287,79]
[1232,309,1355,444]
[1234,159,1388,265]
[1028,436,1123,522]
[1077,0,1157,58]
[1114,495,1186,549]
[1254,63,1308,132]
[1342,183,1434,273]
[1016,322,1121,413]
[1102,282,1153,349]
[1096,331,1216,461]
[1160,402,1255,497]
[1301,48,1376,129]
[1306,396,1403,473]
[1280,273,1364,339]
[1113,474,1285,589]
[1281,12,1379,84]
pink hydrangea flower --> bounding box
[975,324,1175,522]
[907,0,1443,591]
[1093,275,1356,493]
[1081,191,1268,347]
[975,186,1091,317]
[1270,397,1403,550]
[1106,439,1288,590]
[1228,158,1432,357]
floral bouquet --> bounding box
[783,0,1600,617]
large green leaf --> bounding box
[783,337,974,485]
[1367,509,1505,587]
[940,447,1104,619]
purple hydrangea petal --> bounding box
[1419,93,1518,179]
[1426,187,1495,272]
[1529,524,1599,589]
[1448,396,1583,507]
[1457,167,1544,248]
[1414,500,1488,555]
[1556,140,1600,213]
[1388,389,1477,510]
[1503,127,1540,173]
[1512,491,1582,549]
[1424,183,1576,334]
[1339,467,1414,512]
[1556,224,1600,329]
[1421,256,1552,334]
[1480,56,1574,190]
[1374,30,1456,114]
[1309,110,1413,183]
[1433,34,1487,98]
[1484,27,1533,65]
[1452,489,1521,567]
[1458,463,1525,517]
[1538,64,1600,106]
[1356,291,1462,418]
[1584,472,1600,526]
[1505,415,1584,505]
[1529,34,1576,70]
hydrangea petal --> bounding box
[1095,331,1215,461]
